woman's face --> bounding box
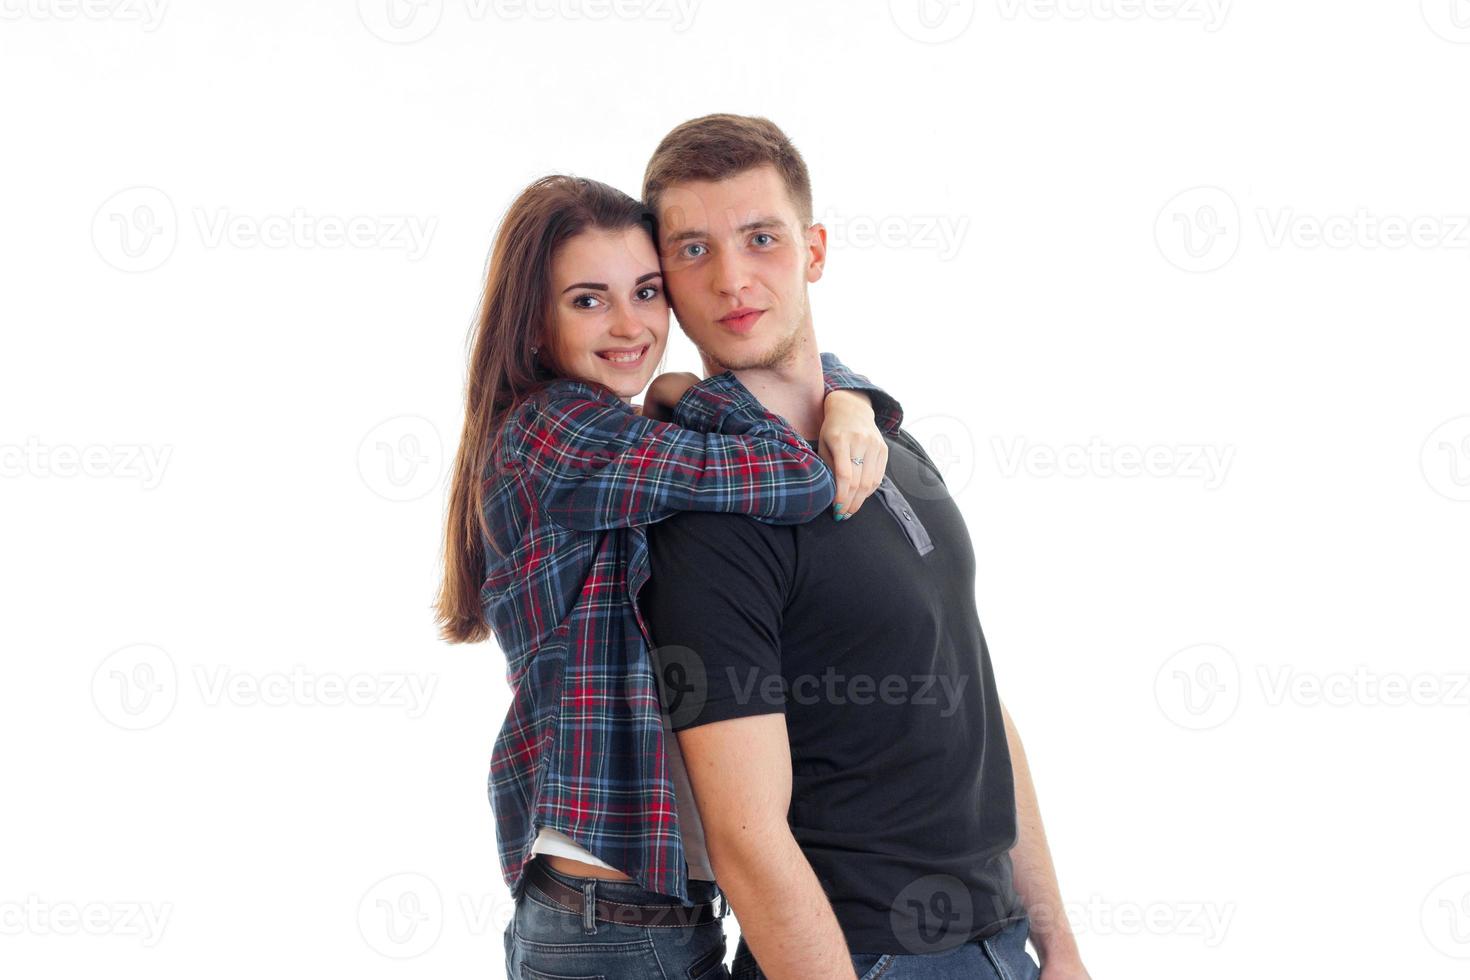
[548,225,669,399]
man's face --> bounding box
[655,164,826,373]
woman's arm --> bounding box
[818,353,904,516]
[511,378,835,532]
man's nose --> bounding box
[712,249,751,297]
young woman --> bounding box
[435,175,903,979]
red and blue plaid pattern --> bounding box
[480,354,902,903]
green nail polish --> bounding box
[834,503,844,511]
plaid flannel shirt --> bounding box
[481,353,903,903]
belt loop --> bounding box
[582,879,596,935]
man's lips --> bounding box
[718,309,765,334]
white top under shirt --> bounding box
[530,710,715,881]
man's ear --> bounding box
[805,222,828,283]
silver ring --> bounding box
[850,456,865,466]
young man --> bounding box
[637,115,1092,980]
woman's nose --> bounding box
[607,305,643,338]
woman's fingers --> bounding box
[834,433,879,518]
[847,436,885,516]
[828,435,858,519]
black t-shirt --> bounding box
[638,429,1025,954]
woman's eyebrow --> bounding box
[560,272,661,294]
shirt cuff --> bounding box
[670,371,758,432]
[819,352,905,435]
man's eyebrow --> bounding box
[735,216,785,233]
[560,272,662,294]
[663,216,785,244]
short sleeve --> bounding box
[638,512,791,732]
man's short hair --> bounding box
[642,113,814,228]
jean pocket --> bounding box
[688,938,730,980]
[850,953,894,980]
[521,968,606,980]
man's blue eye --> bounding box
[753,233,774,246]
[683,243,707,258]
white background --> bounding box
[3,1,1469,977]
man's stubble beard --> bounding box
[691,297,811,374]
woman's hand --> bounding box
[818,390,888,520]
[641,371,701,420]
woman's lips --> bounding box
[719,310,764,334]
[596,344,650,367]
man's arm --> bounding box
[1001,700,1092,979]
[675,715,858,980]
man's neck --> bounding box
[724,332,825,441]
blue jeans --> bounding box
[504,859,731,979]
[731,916,1041,980]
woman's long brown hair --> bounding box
[436,175,652,644]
